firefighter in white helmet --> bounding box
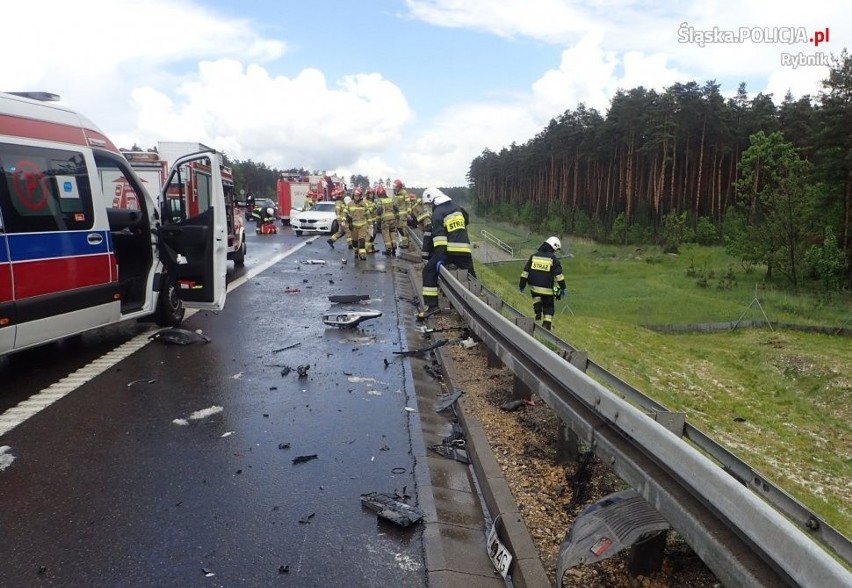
[518,236,566,330]
[418,187,475,318]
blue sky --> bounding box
[5,1,849,187]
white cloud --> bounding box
[5,1,849,188]
[118,63,413,175]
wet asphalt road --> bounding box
[0,227,429,587]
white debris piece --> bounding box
[461,337,477,349]
[189,406,223,420]
[0,446,15,472]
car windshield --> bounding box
[313,202,336,212]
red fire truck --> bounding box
[120,143,246,266]
[276,173,345,225]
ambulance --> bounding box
[0,91,228,357]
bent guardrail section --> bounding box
[433,264,852,588]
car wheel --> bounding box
[233,240,246,266]
[294,229,303,237]
[330,220,339,235]
[155,274,186,326]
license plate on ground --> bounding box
[487,520,513,578]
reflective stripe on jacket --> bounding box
[430,202,471,255]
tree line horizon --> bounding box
[467,50,852,290]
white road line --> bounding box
[0,239,312,439]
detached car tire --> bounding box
[155,274,186,326]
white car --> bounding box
[291,200,339,236]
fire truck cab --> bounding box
[0,92,228,357]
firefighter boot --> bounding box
[327,238,335,249]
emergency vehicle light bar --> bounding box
[6,92,60,102]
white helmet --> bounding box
[343,196,352,204]
[546,236,561,251]
[422,187,439,205]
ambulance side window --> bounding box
[0,144,94,233]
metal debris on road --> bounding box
[393,339,448,356]
[296,365,310,378]
[272,342,301,353]
[284,287,301,294]
[500,399,527,412]
[415,307,441,322]
[329,294,370,303]
[148,328,210,345]
[435,389,463,413]
[292,454,318,464]
[301,259,327,264]
[429,443,471,464]
[298,513,315,524]
[126,378,157,388]
[443,422,465,445]
[417,325,467,335]
[360,492,424,528]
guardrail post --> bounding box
[556,422,580,464]
[486,349,502,369]
[559,349,589,372]
[628,531,667,575]
[511,317,535,400]
[486,292,503,312]
[649,412,686,438]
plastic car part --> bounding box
[556,489,670,588]
[148,328,210,345]
[328,294,370,303]
[360,492,424,528]
[322,310,383,327]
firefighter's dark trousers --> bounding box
[421,254,476,308]
[532,293,555,330]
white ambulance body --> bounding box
[0,92,228,357]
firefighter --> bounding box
[364,187,378,254]
[327,195,352,249]
[375,185,398,256]
[518,237,566,331]
[409,191,432,260]
[253,205,278,235]
[392,179,411,249]
[303,191,316,211]
[409,191,430,228]
[346,188,370,260]
[418,187,475,317]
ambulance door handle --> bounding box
[87,233,104,245]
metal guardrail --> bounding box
[434,267,851,587]
[480,229,514,257]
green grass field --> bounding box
[470,219,852,539]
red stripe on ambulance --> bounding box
[13,254,115,299]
